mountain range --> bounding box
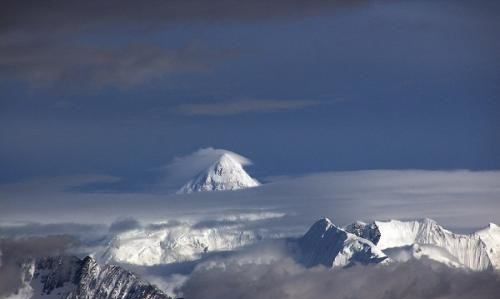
[7,217,500,299]
[98,217,500,271]
[298,218,498,271]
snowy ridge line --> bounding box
[95,216,499,272]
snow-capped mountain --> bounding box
[297,218,389,268]
[99,222,272,266]
[345,218,493,271]
[177,153,260,194]
[16,256,170,299]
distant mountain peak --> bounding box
[178,152,260,194]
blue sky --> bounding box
[1,0,499,185]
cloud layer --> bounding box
[1,169,499,232]
[181,257,500,299]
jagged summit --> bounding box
[298,218,388,268]
[19,255,171,299]
[178,153,260,194]
[308,217,334,231]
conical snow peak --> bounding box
[178,152,260,194]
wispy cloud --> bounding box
[177,99,325,116]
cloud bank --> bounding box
[181,258,500,299]
[1,169,500,231]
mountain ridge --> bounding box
[15,255,171,299]
[343,218,494,270]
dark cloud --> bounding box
[0,0,364,33]
[0,235,76,297]
[0,0,363,87]
[0,42,210,87]
[109,217,142,233]
[176,99,326,116]
[181,258,500,299]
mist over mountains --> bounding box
[0,149,498,298]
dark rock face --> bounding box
[296,218,388,268]
[29,256,171,299]
[344,221,381,245]
[298,218,348,267]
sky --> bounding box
[1,0,499,186]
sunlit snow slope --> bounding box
[476,223,500,268]
[178,153,260,194]
[345,219,493,270]
[98,222,270,266]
